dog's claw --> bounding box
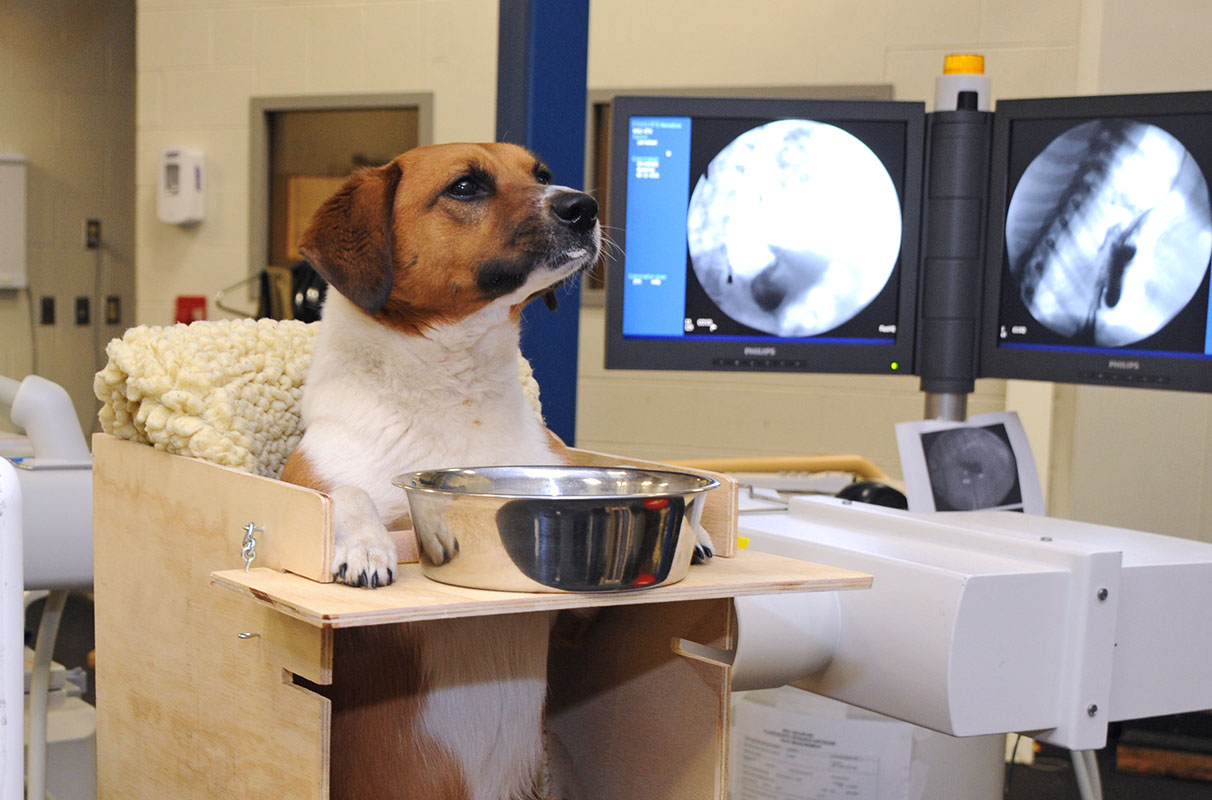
[692,543,714,564]
[337,563,348,580]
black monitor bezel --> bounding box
[604,95,926,375]
[978,90,1212,393]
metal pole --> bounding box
[924,391,968,422]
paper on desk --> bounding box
[730,698,913,800]
[894,410,1044,514]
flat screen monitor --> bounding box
[604,96,925,376]
[980,91,1212,392]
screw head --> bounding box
[1097,588,1109,602]
[1087,704,1099,717]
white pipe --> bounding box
[26,589,67,800]
[0,377,18,410]
[1083,749,1104,799]
[7,376,89,461]
[1071,748,1103,800]
[0,459,23,800]
[731,592,840,691]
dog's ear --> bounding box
[299,162,402,315]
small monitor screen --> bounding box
[981,91,1212,391]
[606,96,924,375]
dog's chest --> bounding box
[303,297,560,508]
[359,391,555,518]
[377,388,550,466]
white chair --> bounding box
[0,457,23,800]
[1,375,93,800]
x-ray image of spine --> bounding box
[1005,120,1212,347]
[686,120,902,337]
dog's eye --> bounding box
[447,176,484,199]
[535,170,552,186]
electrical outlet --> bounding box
[85,219,101,249]
[40,296,55,325]
[105,295,121,325]
[75,296,90,326]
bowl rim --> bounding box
[392,464,720,500]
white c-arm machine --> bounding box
[731,493,1212,755]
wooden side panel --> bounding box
[93,433,334,581]
[93,434,333,799]
[546,599,732,800]
[566,447,739,557]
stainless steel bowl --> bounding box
[393,465,719,593]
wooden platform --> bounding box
[212,550,870,628]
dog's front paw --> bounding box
[333,529,397,588]
[330,486,398,588]
[692,522,714,564]
[416,515,459,566]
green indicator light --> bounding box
[890,361,900,371]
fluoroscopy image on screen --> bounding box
[1005,119,1212,348]
[685,119,903,338]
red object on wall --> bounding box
[175,295,207,324]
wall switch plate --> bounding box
[85,219,101,249]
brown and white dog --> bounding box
[280,142,601,800]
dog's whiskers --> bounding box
[599,231,624,263]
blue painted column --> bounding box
[496,0,591,446]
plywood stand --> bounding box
[92,433,869,799]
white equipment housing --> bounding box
[2,375,93,589]
[736,495,1212,751]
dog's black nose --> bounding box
[551,191,598,232]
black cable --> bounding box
[1005,733,1022,796]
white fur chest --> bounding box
[298,293,558,519]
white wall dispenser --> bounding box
[157,148,204,225]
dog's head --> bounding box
[299,142,600,333]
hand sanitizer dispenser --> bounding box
[157,149,204,225]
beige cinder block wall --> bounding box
[135,0,500,325]
[578,0,1088,478]
[0,2,136,433]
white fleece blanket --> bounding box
[94,318,546,479]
